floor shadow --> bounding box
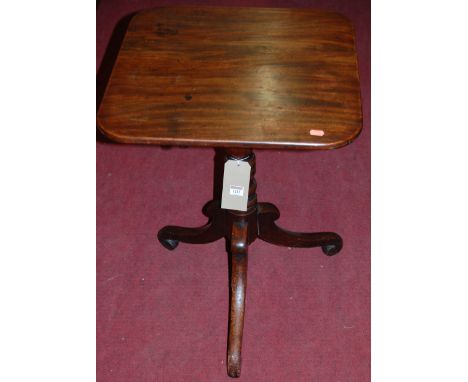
[198,148,226,216]
[213,148,226,201]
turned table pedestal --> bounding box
[98,6,362,378]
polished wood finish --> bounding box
[227,220,248,377]
[157,200,224,250]
[97,6,362,149]
[157,148,343,377]
[258,202,343,255]
[99,6,359,378]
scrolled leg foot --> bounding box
[157,232,179,250]
[157,201,224,250]
[258,202,343,255]
[321,238,343,256]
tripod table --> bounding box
[97,6,362,378]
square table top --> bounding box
[97,6,362,150]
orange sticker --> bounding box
[309,129,325,136]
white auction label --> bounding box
[221,160,251,211]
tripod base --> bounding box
[157,149,342,377]
[158,201,342,255]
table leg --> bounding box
[157,200,224,250]
[257,202,343,256]
[227,220,248,378]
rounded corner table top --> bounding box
[97,6,363,150]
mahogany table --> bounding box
[97,6,362,378]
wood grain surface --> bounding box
[97,6,362,149]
